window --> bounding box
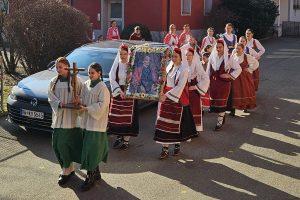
[110,3,122,18]
[181,0,192,16]
[294,0,300,9]
[204,0,212,16]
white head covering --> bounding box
[209,38,230,71]
[111,44,131,68]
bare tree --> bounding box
[5,0,91,75]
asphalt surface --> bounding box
[0,37,299,200]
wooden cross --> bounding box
[65,63,85,108]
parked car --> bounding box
[7,40,167,132]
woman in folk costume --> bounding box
[106,20,120,40]
[163,24,179,49]
[200,52,211,110]
[108,44,138,151]
[185,48,210,132]
[201,44,213,55]
[221,23,237,55]
[208,39,242,131]
[231,43,259,111]
[178,24,193,47]
[79,63,110,191]
[246,29,265,91]
[232,36,259,58]
[48,57,83,186]
[154,48,197,159]
[129,26,144,41]
[200,27,216,51]
[180,37,200,62]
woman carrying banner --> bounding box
[154,48,197,159]
[108,44,139,151]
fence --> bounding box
[282,21,300,37]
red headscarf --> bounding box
[187,47,195,55]
[120,44,129,52]
[173,47,182,60]
[217,39,224,46]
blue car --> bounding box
[7,40,166,132]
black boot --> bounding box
[95,166,101,181]
[80,169,96,192]
[113,136,123,149]
[230,109,236,117]
[160,147,169,159]
[58,171,74,186]
[173,144,181,156]
[119,140,129,151]
[214,114,226,131]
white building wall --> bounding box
[289,0,300,22]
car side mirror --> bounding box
[47,61,55,69]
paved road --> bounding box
[0,38,299,200]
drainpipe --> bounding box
[288,0,291,21]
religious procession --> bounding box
[3,1,299,199]
[47,22,266,191]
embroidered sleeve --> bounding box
[109,63,121,97]
[255,39,266,57]
[229,58,242,80]
[247,54,259,73]
[196,63,210,95]
[166,68,188,103]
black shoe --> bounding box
[119,142,129,151]
[58,171,74,186]
[160,147,169,159]
[214,116,225,131]
[113,137,123,149]
[80,170,96,192]
[229,109,236,117]
[95,166,101,181]
[173,144,180,156]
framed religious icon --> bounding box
[125,44,169,101]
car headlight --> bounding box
[9,89,17,100]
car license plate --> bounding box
[21,109,44,119]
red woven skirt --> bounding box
[232,70,256,110]
[189,90,203,132]
[210,76,231,113]
[108,96,139,137]
[253,68,259,91]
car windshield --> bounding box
[66,48,117,78]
